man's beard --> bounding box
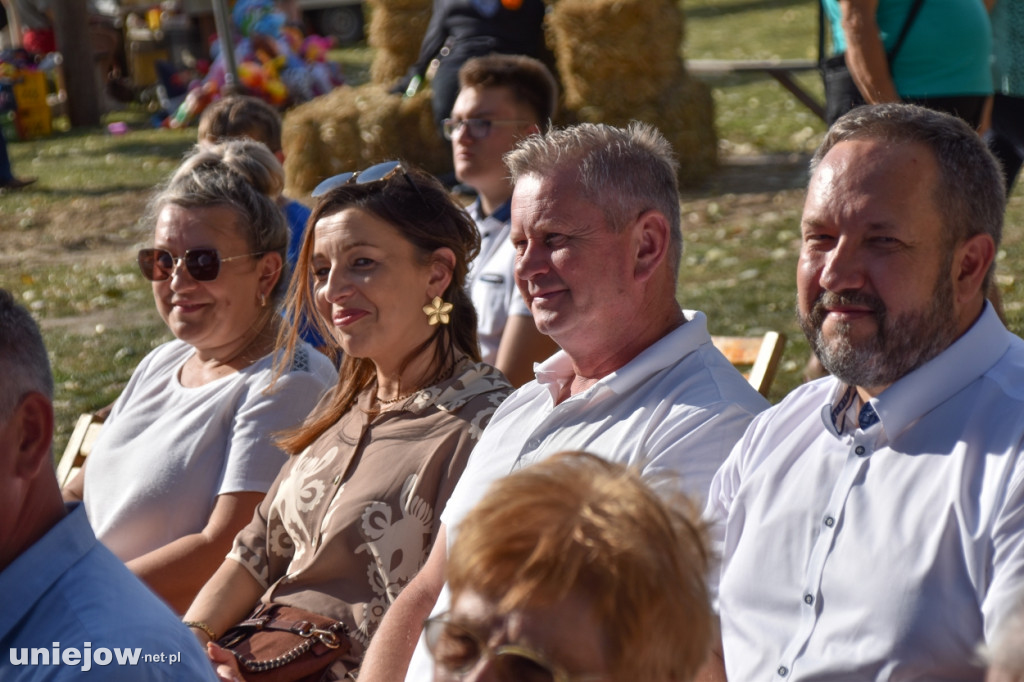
[798,278,957,390]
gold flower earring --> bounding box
[423,296,453,325]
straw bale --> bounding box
[282,84,452,198]
[548,0,683,109]
[282,85,363,199]
[368,4,432,84]
[370,49,415,85]
[370,0,428,11]
[574,75,716,185]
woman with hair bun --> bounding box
[63,139,336,613]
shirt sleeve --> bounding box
[984,454,1024,642]
[218,354,332,496]
[227,459,293,590]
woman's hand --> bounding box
[207,643,244,682]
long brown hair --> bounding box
[277,164,480,453]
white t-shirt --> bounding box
[404,309,770,680]
[706,304,1024,681]
[84,339,336,562]
[465,199,530,364]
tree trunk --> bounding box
[53,0,101,127]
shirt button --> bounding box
[778,666,788,677]
[804,594,814,605]
[854,445,866,455]
[824,516,835,527]
[526,439,540,450]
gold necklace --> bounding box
[376,362,456,405]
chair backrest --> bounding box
[711,331,786,397]
[55,412,105,487]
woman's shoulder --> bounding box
[277,342,337,381]
[421,358,512,418]
[245,341,337,388]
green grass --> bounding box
[683,0,828,153]
[1,111,194,219]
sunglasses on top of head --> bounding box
[311,160,426,203]
[137,248,263,282]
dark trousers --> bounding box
[985,93,1024,195]
[0,125,14,184]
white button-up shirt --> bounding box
[466,199,531,364]
[403,309,770,681]
[708,304,1024,681]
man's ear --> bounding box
[12,393,54,480]
[427,247,456,299]
[632,209,672,282]
[952,233,996,305]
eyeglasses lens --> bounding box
[500,654,558,682]
[442,119,491,141]
[138,248,221,282]
[428,620,558,682]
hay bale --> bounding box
[370,48,416,86]
[367,0,432,84]
[282,84,452,199]
[548,0,683,110]
[282,85,363,199]
[546,0,715,185]
[574,75,717,185]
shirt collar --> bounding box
[820,302,1010,438]
[469,197,512,225]
[534,309,711,403]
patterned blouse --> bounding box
[227,357,511,661]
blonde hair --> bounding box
[148,139,289,301]
[448,451,713,682]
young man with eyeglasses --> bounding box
[445,54,559,386]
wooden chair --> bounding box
[711,331,787,398]
[55,412,105,487]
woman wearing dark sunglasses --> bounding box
[62,140,336,613]
[182,161,512,680]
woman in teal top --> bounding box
[986,0,1024,193]
[823,0,992,126]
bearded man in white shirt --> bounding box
[705,103,1024,681]
[357,121,770,682]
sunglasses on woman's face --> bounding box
[311,159,426,203]
[137,248,262,282]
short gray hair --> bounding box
[147,139,290,300]
[0,289,53,422]
[505,122,683,274]
[811,104,1005,289]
